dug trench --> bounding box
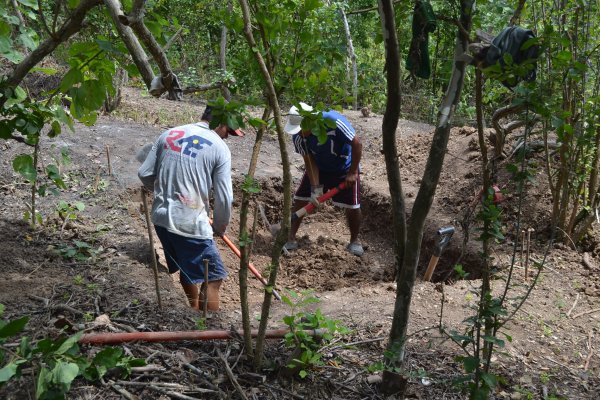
[237,176,485,291]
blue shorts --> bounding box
[294,171,361,209]
[154,226,227,284]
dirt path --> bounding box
[0,89,598,399]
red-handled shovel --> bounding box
[292,182,348,221]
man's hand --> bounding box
[345,171,358,187]
[213,225,227,237]
[310,185,324,208]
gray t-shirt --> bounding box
[138,122,232,239]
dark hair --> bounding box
[201,105,213,122]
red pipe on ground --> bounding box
[80,328,316,345]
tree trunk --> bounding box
[238,0,293,370]
[381,0,475,394]
[120,1,182,100]
[238,106,272,358]
[10,0,26,27]
[377,0,407,392]
[104,67,128,113]
[103,0,155,90]
[219,3,233,101]
[339,7,358,110]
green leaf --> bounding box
[59,69,84,93]
[0,362,19,383]
[13,154,37,182]
[16,0,37,6]
[54,333,83,355]
[2,49,24,63]
[52,361,79,390]
[555,50,572,62]
[67,0,81,8]
[482,335,505,348]
[0,316,28,339]
[0,21,11,36]
[18,31,37,50]
[460,356,479,373]
[36,366,50,398]
[30,67,58,75]
[480,371,497,388]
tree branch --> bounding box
[5,0,103,91]
[347,0,402,15]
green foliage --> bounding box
[194,318,207,331]
[55,240,103,261]
[296,103,338,144]
[281,289,350,378]
[241,174,261,194]
[1,305,145,398]
[56,201,85,222]
[207,97,247,131]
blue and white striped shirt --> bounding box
[292,110,355,174]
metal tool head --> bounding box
[437,226,455,236]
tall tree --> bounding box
[379,0,475,394]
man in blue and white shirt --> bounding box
[284,102,364,256]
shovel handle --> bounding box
[292,182,348,221]
[423,255,440,282]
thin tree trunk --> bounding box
[238,106,271,357]
[339,7,358,110]
[377,0,406,392]
[104,0,155,90]
[219,3,232,101]
[382,0,474,394]
[10,0,26,26]
[238,0,292,370]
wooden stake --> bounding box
[520,229,525,274]
[106,145,112,176]
[202,258,209,319]
[141,187,162,310]
[524,228,533,279]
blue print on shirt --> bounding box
[178,135,213,158]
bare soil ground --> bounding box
[0,87,598,399]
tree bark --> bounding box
[104,0,155,89]
[10,0,26,27]
[4,0,103,92]
[339,7,358,110]
[382,0,475,393]
[377,0,406,392]
[219,3,232,101]
[238,0,292,370]
[120,1,182,100]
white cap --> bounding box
[284,102,313,134]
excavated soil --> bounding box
[0,87,598,399]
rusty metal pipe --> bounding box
[80,328,321,345]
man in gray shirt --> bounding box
[138,105,243,311]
